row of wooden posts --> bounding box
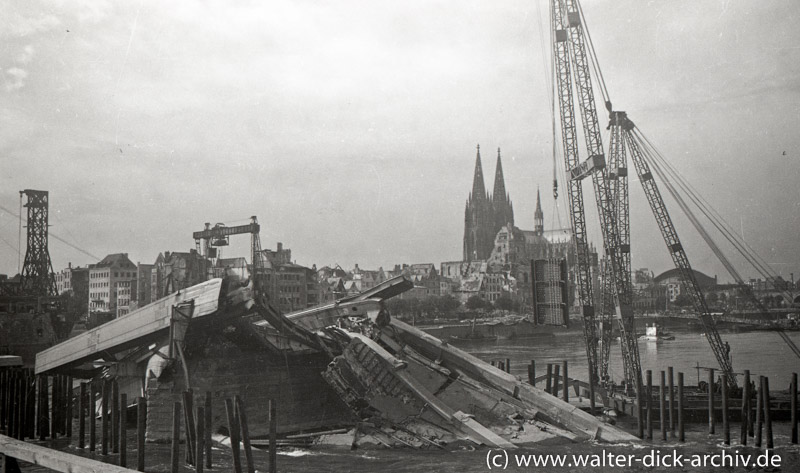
[503,361,799,448]
[1,368,280,472]
[168,391,277,473]
[1,368,78,444]
[0,368,148,470]
[697,369,798,448]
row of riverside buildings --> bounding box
[52,145,798,323]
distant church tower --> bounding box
[463,145,514,261]
[534,188,544,236]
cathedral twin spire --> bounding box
[463,144,515,261]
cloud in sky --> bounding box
[1,0,799,283]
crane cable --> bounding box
[576,0,612,112]
[633,130,786,297]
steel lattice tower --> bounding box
[19,189,57,297]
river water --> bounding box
[458,321,800,390]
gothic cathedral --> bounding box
[463,145,514,261]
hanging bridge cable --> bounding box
[634,130,781,287]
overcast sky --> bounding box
[1,0,799,283]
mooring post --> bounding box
[120,393,128,467]
[553,364,561,398]
[791,372,797,445]
[668,367,675,437]
[721,374,729,445]
[171,401,181,473]
[741,370,750,445]
[112,380,119,453]
[205,391,212,469]
[755,375,763,448]
[562,361,569,403]
[89,380,96,452]
[225,398,242,473]
[764,376,773,449]
[678,372,685,442]
[235,396,255,473]
[269,399,277,473]
[660,370,667,441]
[646,369,653,440]
[545,364,553,394]
[196,406,205,473]
[137,396,146,472]
[78,382,86,449]
[708,368,715,435]
[102,379,109,455]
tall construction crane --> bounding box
[551,0,642,392]
[549,0,601,389]
[549,0,737,389]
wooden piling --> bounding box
[646,369,653,440]
[755,375,763,448]
[78,382,86,449]
[119,393,127,467]
[562,360,568,403]
[26,372,35,439]
[678,372,684,442]
[545,364,553,394]
[225,398,242,473]
[268,399,277,473]
[205,391,212,469]
[171,401,181,473]
[137,396,146,472]
[196,406,205,473]
[764,376,773,449]
[636,374,644,439]
[660,370,667,441]
[741,370,750,445]
[588,373,596,416]
[235,396,255,473]
[183,390,196,465]
[529,360,535,386]
[668,367,675,437]
[102,380,109,455]
[505,358,511,374]
[552,364,560,398]
[66,376,73,439]
[721,374,729,445]
[791,372,797,445]
[50,374,57,440]
[707,368,715,435]
[497,361,504,372]
[112,380,119,453]
[89,381,96,452]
